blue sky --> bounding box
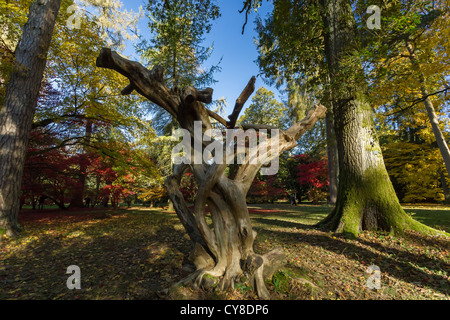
[122,0,283,116]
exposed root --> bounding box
[289,276,318,289]
[169,247,287,300]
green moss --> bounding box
[234,281,252,294]
[322,165,447,238]
[202,273,216,280]
[202,273,219,289]
[271,271,290,294]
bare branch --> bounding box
[241,123,280,131]
[383,87,450,117]
[227,76,256,128]
[284,104,327,143]
[164,164,207,248]
[96,48,178,117]
[235,104,327,193]
[207,109,228,127]
[182,87,214,105]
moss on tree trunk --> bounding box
[318,0,445,237]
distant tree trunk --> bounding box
[96,47,326,298]
[31,196,38,211]
[93,176,101,207]
[0,0,62,238]
[70,119,93,208]
[317,0,441,236]
[404,40,450,180]
[47,196,66,210]
[439,170,450,204]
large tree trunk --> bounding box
[0,0,62,238]
[326,109,338,205]
[317,0,441,236]
[96,48,326,298]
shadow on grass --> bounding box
[404,209,450,233]
[251,217,319,231]
[252,218,450,296]
[1,211,191,300]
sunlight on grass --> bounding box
[1,204,449,300]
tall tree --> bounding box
[137,0,221,134]
[254,1,337,204]
[360,0,450,183]
[0,0,143,236]
[249,0,444,236]
[317,0,438,235]
[0,0,62,238]
[238,87,288,128]
[43,12,147,207]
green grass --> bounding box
[1,203,449,300]
[403,205,450,232]
[248,202,450,232]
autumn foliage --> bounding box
[295,155,329,203]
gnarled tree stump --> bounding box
[96,48,326,299]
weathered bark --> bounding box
[0,0,62,238]
[326,109,338,205]
[96,48,326,298]
[317,0,443,236]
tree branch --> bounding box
[284,104,327,143]
[227,76,256,128]
[96,48,178,117]
[207,109,228,127]
[182,86,214,105]
[241,123,280,131]
[235,104,327,193]
[383,87,450,117]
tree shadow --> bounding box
[0,213,191,300]
[252,217,319,231]
[251,219,450,296]
[402,232,450,251]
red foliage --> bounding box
[295,155,329,202]
[22,138,138,209]
[22,146,80,209]
[180,172,198,204]
[247,175,287,203]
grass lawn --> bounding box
[0,204,449,300]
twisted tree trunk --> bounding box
[96,48,326,298]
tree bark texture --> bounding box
[326,109,338,205]
[96,48,326,298]
[0,0,62,238]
